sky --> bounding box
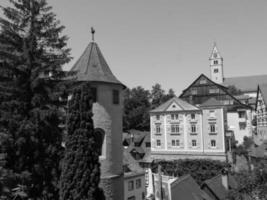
[2,0,267,95]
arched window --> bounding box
[94,128,105,155]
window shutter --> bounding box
[179,125,183,133]
[167,125,170,133]
[167,140,171,148]
[187,125,191,133]
[196,125,200,133]
[153,125,156,133]
[215,124,218,133]
[166,114,171,123]
[208,125,211,133]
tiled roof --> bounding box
[223,75,267,93]
[171,175,213,200]
[70,42,125,87]
[202,174,238,200]
[150,97,199,113]
[123,148,144,173]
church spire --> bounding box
[209,43,224,84]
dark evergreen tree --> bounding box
[59,83,104,200]
[0,0,71,198]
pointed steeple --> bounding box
[209,43,224,84]
[70,36,125,87]
[209,42,222,60]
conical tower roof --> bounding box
[70,41,125,87]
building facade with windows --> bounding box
[150,97,227,161]
[124,171,146,200]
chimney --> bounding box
[221,168,229,190]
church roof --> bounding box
[150,97,199,113]
[224,74,267,93]
[70,42,125,87]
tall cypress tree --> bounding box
[60,83,104,200]
[0,0,71,198]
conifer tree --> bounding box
[0,0,71,198]
[60,83,104,200]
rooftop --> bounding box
[70,41,125,87]
[223,74,267,93]
[150,97,199,113]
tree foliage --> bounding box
[228,167,267,200]
[60,83,105,200]
[123,84,176,131]
[153,159,227,185]
[123,86,151,131]
[0,0,71,198]
[227,85,243,95]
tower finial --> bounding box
[91,27,95,41]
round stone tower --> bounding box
[70,31,125,200]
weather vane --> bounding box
[91,27,95,41]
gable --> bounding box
[179,74,243,106]
[166,102,183,111]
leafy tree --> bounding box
[151,83,165,109]
[60,83,105,200]
[0,0,71,198]
[161,88,176,103]
[228,85,243,95]
[123,85,176,131]
[228,167,267,200]
[123,86,151,131]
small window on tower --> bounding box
[91,87,97,102]
[113,90,120,104]
[214,60,218,65]
[214,68,219,73]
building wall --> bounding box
[202,108,225,153]
[151,111,203,153]
[227,109,252,144]
[150,108,227,161]
[255,91,267,145]
[92,83,124,200]
[124,173,146,200]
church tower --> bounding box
[70,28,125,200]
[209,43,224,84]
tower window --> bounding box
[91,87,97,102]
[112,90,120,104]
[214,60,218,65]
[156,140,161,146]
[214,68,219,73]
[192,140,197,147]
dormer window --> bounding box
[214,60,218,65]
